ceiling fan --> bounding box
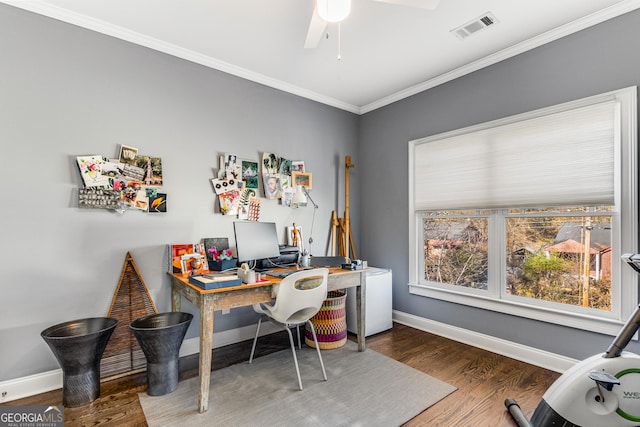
[304,0,441,48]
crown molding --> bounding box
[3,0,640,115]
[360,0,640,114]
[1,1,361,114]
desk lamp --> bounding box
[291,185,318,254]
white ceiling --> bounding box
[4,0,640,114]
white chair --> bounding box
[249,268,329,390]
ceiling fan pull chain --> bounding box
[337,23,342,61]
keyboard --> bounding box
[266,268,317,279]
[266,271,292,278]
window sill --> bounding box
[408,283,624,336]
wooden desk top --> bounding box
[168,266,366,295]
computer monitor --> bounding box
[233,221,281,267]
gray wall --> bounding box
[3,1,639,385]
[359,9,640,360]
[0,4,358,381]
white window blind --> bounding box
[413,100,619,211]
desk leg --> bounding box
[356,272,366,352]
[171,282,181,312]
[198,297,214,413]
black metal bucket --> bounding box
[41,317,118,407]
[129,312,193,396]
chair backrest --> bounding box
[269,268,329,325]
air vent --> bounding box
[451,12,499,39]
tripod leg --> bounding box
[330,211,338,256]
[349,227,357,260]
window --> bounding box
[408,87,637,335]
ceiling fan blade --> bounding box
[370,0,440,9]
[304,6,327,49]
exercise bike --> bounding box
[505,253,640,427]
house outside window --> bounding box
[408,87,637,336]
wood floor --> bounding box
[6,323,559,426]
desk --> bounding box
[168,267,367,413]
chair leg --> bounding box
[306,320,327,381]
[296,325,301,349]
[285,327,303,390]
[249,317,263,363]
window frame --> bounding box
[408,87,638,336]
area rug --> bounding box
[138,340,456,426]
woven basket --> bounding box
[102,252,157,379]
[305,290,347,349]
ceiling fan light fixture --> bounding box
[317,0,351,23]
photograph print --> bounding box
[263,174,282,199]
[241,160,259,189]
[292,171,312,189]
[262,152,279,175]
[291,161,305,173]
[118,145,139,165]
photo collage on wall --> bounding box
[76,144,166,213]
[211,152,310,218]
[262,152,310,207]
[211,154,258,219]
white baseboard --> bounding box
[178,321,280,357]
[0,322,279,403]
[0,370,63,404]
[392,310,577,373]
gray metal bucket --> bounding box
[41,317,118,407]
[129,312,193,396]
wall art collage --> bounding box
[76,144,166,214]
[211,152,311,219]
